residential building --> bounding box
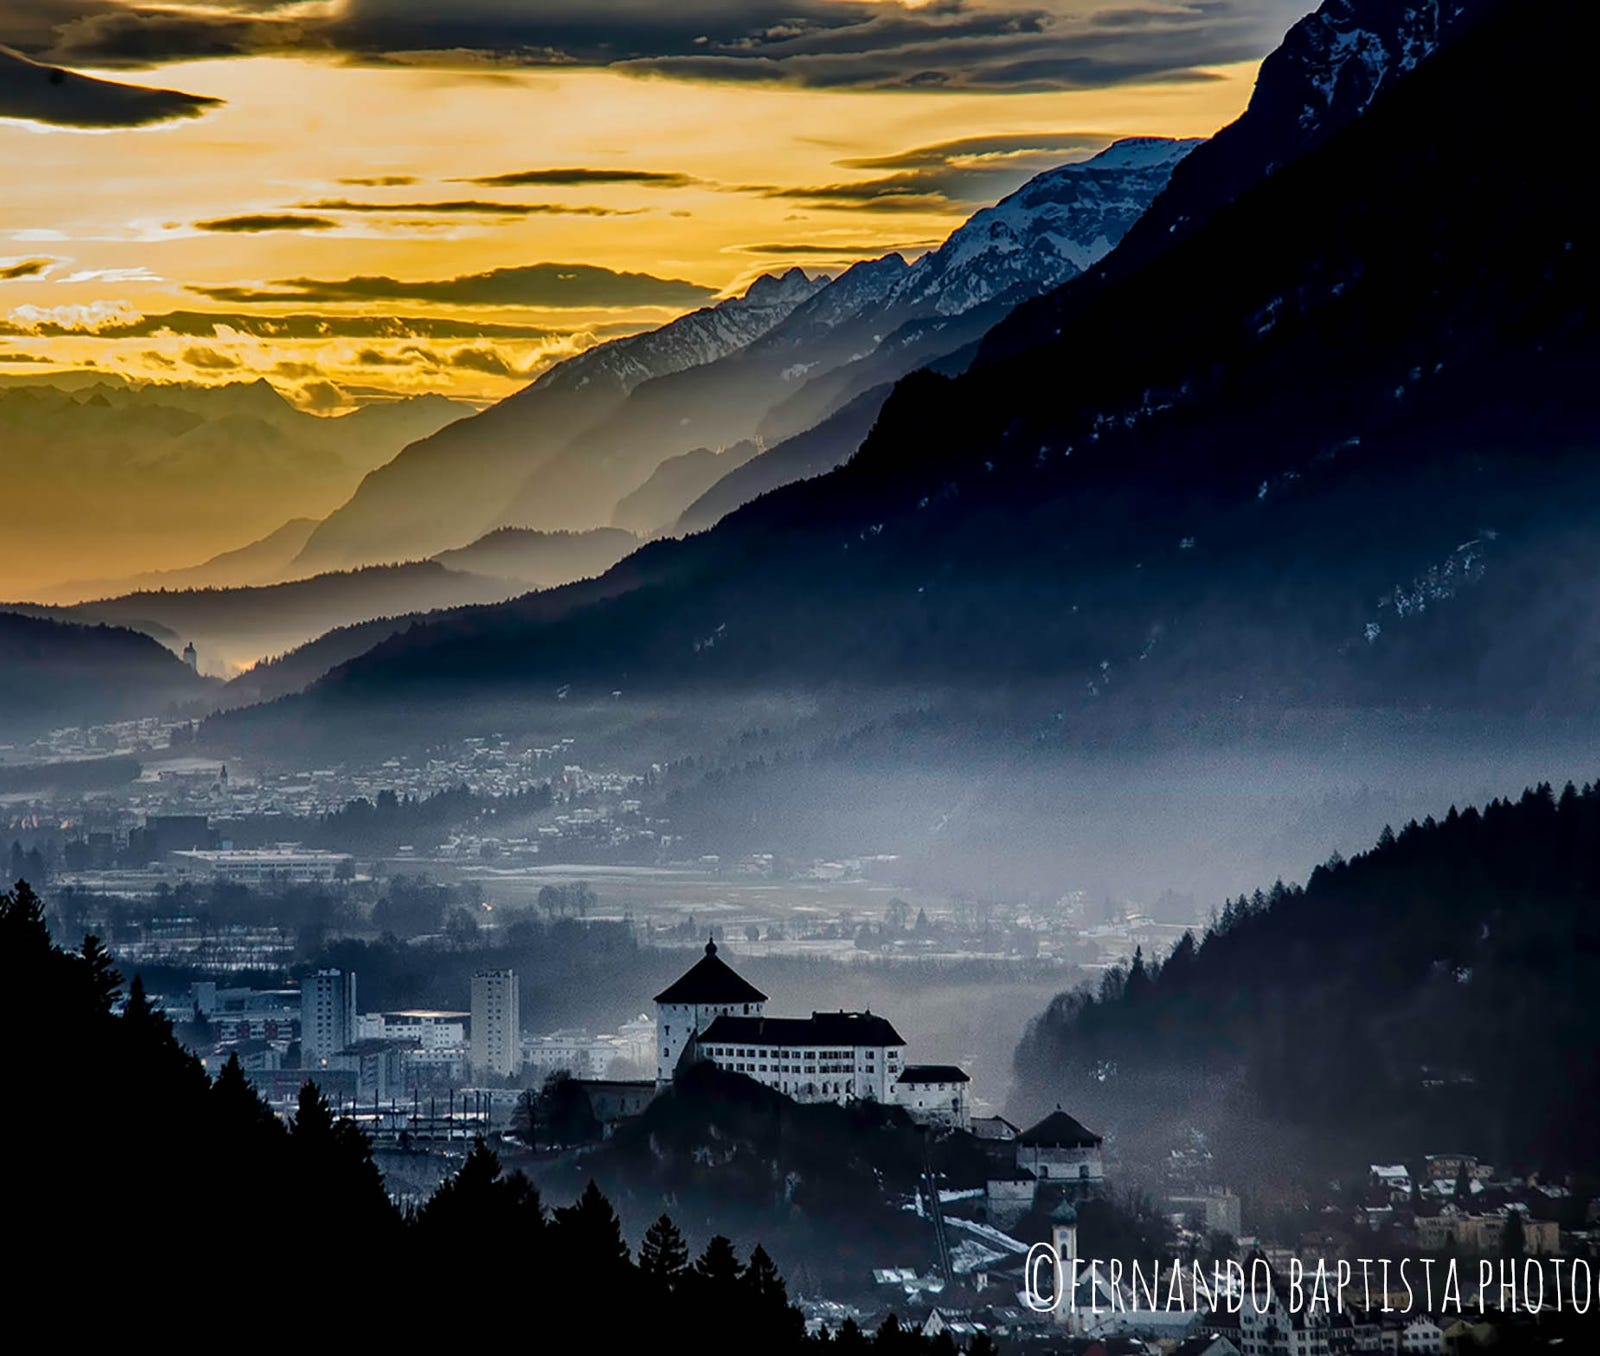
[1207,1282,1333,1356]
[1423,1154,1492,1183]
[1169,1190,1244,1239]
[357,1009,467,1049]
[893,1065,971,1129]
[1400,1317,1444,1354]
[573,1080,657,1136]
[1371,1164,1413,1198]
[471,969,520,1079]
[1416,1209,1560,1255]
[301,968,356,1064]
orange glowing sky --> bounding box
[0,1,1308,405]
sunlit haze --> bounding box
[2,40,1268,406]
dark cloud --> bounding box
[447,345,531,377]
[180,345,242,370]
[357,342,535,377]
[11,1,1311,95]
[754,129,1124,212]
[194,214,338,233]
[0,352,51,363]
[0,310,560,340]
[456,167,697,188]
[839,130,1110,171]
[299,379,346,409]
[299,198,636,217]
[0,42,219,127]
[1,257,55,281]
[42,6,303,65]
[731,239,937,256]
[188,262,717,309]
[338,175,419,186]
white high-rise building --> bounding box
[471,969,520,1079]
[301,968,356,1065]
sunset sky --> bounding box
[0,0,1310,406]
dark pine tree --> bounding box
[639,1213,690,1288]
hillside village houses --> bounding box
[653,937,972,1126]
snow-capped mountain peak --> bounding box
[1256,0,1493,143]
[535,266,828,397]
[889,135,1203,316]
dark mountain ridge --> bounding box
[211,0,1593,730]
[0,611,214,737]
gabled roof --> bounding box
[1017,1108,1102,1148]
[699,1010,906,1048]
[897,1064,970,1084]
[653,938,768,1005]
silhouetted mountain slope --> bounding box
[215,0,1591,731]
[433,526,639,586]
[1014,781,1600,1178]
[220,614,431,708]
[612,443,762,537]
[675,387,891,536]
[0,611,213,735]
[293,271,825,571]
[981,0,1497,365]
[34,517,319,605]
[17,562,527,676]
[219,550,670,709]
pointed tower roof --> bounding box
[1018,1106,1102,1148]
[653,936,768,1005]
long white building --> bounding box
[655,938,923,1107]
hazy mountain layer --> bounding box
[674,388,890,536]
[292,270,826,573]
[0,611,213,739]
[0,381,469,596]
[432,527,639,587]
[17,562,527,677]
[612,444,762,538]
[32,518,319,606]
[491,138,1200,536]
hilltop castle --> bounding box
[653,937,971,1127]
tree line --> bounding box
[2,878,987,1346]
[1014,781,1600,1181]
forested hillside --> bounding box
[1013,782,1600,1182]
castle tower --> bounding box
[652,936,767,1086]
